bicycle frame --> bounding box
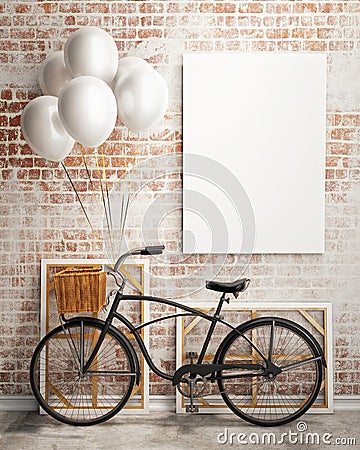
[81,290,268,382]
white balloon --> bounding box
[64,27,118,84]
[38,52,72,97]
[114,67,169,133]
[58,76,117,147]
[21,96,75,162]
[112,56,150,88]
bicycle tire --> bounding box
[216,317,323,426]
[30,318,136,426]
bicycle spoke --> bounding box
[268,320,275,362]
[280,356,321,371]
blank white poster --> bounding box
[183,53,326,254]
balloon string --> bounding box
[118,183,127,254]
[129,133,139,192]
[119,138,131,251]
[126,134,139,207]
[95,148,114,259]
[120,187,130,254]
[100,144,114,235]
[101,145,115,261]
[95,147,115,262]
[61,162,95,234]
[79,145,99,205]
[118,159,127,253]
[80,146,93,188]
[118,133,139,252]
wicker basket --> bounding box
[53,267,107,314]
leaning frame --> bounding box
[40,258,150,414]
[176,301,333,414]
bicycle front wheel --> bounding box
[30,318,136,426]
[217,317,323,426]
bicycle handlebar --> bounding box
[103,245,164,292]
[139,245,165,256]
[106,245,165,275]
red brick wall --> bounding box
[0,1,359,398]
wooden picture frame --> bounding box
[176,302,333,414]
[40,258,150,414]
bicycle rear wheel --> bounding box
[30,318,136,426]
[217,317,323,426]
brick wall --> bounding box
[0,1,359,398]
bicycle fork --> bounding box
[60,317,84,374]
[60,316,111,377]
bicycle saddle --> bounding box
[206,278,249,294]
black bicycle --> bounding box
[30,245,326,427]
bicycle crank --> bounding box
[177,373,208,413]
[176,373,208,398]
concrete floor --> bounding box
[0,411,359,450]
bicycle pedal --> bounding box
[186,405,199,413]
[185,351,198,360]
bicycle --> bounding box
[30,245,326,427]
